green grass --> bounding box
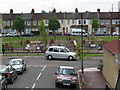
[2,36,119,48]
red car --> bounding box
[64,33,71,36]
[55,66,78,88]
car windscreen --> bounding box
[65,48,70,52]
[58,69,75,75]
[9,60,22,65]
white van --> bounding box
[71,29,87,36]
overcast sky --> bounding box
[0,0,120,13]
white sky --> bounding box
[0,0,120,13]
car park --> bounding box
[45,46,76,60]
[8,58,26,74]
[0,73,7,90]
[0,65,17,84]
[55,66,78,88]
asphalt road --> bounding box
[2,56,99,89]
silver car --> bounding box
[45,46,76,60]
[8,58,26,74]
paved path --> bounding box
[79,68,107,89]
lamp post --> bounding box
[81,13,84,75]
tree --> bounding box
[92,18,100,34]
[75,42,89,85]
[12,16,25,35]
[38,18,48,50]
[0,19,5,33]
[48,16,60,35]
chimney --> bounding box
[10,9,13,14]
[52,8,56,13]
[97,9,100,13]
[75,8,78,13]
[31,8,35,14]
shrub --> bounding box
[97,60,103,73]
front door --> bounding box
[63,27,65,34]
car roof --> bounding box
[60,66,74,69]
[10,58,22,62]
[49,46,65,48]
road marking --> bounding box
[31,83,36,90]
[42,66,46,71]
[36,73,42,80]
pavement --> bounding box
[79,67,108,89]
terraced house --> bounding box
[2,8,120,35]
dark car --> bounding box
[0,73,7,90]
[55,66,78,88]
[22,33,34,37]
[0,65,17,84]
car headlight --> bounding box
[72,80,77,83]
[56,79,62,82]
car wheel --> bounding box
[68,56,73,60]
[55,83,59,87]
[47,55,53,60]
[3,83,7,90]
[10,77,14,84]
[21,69,24,74]
[24,66,26,71]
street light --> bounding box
[81,13,84,74]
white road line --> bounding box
[42,66,46,71]
[36,73,41,80]
[31,83,36,90]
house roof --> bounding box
[2,12,120,20]
[103,40,120,55]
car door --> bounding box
[52,48,60,58]
[59,48,68,59]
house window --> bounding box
[27,20,31,26]
[33,21,37,25]
[106,20,109,24]
[6,21,10,26]
[67,19,70,25]
[11,21,13,26]
[72,19,74,24]
[100,20,104,25]
[45,20,48,24]
[61,20,64,24]
[112,19,116,24]
[38,21,41,25]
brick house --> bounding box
[2,9,120,35]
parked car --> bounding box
[22,33,34,37]
[0,73,7,90]
[8,58,26,74]
[6,33,19,37]
[112,32,120,36]
[0,65,17,84]
[55,66,78,88]
[95,32,106,36]
[45,46,76,60]
[64,33,71,36]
